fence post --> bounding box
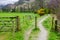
[35,16,37,29]
[16,16,20,32]
[52,16,54,29]
[55,20,58,31]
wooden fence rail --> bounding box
[0,16,20,32]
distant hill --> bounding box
[0,0,51,12]
[2,0,35,9]
[15,0,35,5]
[0,5,5,9]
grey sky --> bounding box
[0,0,19,5]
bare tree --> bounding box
[47,0,60,14]
[35,0,44,8]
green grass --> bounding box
[0,12,39,40]
[43,16,52,31]
[43,16,60,40]
[6,31,24,40]
[48,31,57,40]
[29,28,40,40]
[48,31,60,40]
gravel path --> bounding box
[38,15,50,40]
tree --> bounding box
[47,0,60,14]
[35,0,44,8]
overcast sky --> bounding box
[0,0,19,5]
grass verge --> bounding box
[43,16,60,40]
[42,16,55,40]
[29,28,40,40]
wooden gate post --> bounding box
[35,16,37,29]
[52,16,54,29]
[16,16,20,32]
[55,20,58,31]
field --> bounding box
[0,12,39,40]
